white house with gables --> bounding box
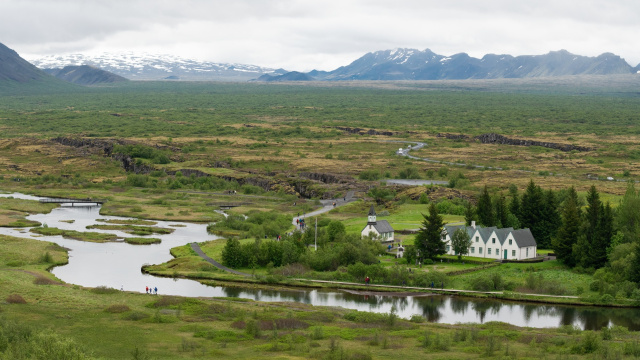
[442,222,537,260]
[361,205,394,242]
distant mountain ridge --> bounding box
[270,48,639,81]
[0,42,48,82]
[44,65,128,85]
[28,53,287,81]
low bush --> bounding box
[91,286,119,294]
[6,294,27,304]
[105,304,131,313]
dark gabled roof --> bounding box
[477,226,497,244]
[368,205,376,216]
[373,220,394,233]
[444,225,475,239]
[493,227,514,245]
[512,228,537,247]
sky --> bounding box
[2,0,639,71]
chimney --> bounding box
[471,221,476,229]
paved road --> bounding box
[292,190,356,231]
[190,242,251,277]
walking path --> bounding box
[292,190,356,230]
[190,243,251,277]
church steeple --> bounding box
[367,205,377,225]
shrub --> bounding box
[33,276,57,285]
[6,294,26,304]
[105,304,131,313]
[91,286,119,294]
[122,311,150,321]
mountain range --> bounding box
[28,53,286,82]
[266,48,640,81]
[4,42,640,85]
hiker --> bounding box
[441,282,444,289]
[365,276,370,285]
[145,286,149,294]
[431,281,434,288]
[154,287,158,295]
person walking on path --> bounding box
[154,287,158,295]
[145,286,149,294]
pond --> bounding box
[1,191,639,330]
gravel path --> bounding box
[190,242,251,277]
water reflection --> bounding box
[1,191,640,330]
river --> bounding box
[1,191,639,330]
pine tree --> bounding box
[538,189,560,249]
[415,203,445,260]
[553,186,581,267]
[591,201,613,269]
[520,180,545,245]
[477,186,495,227]
[581,185,602,269]
[495,196,509,229]
[464,202,476,226]
[509,189,522,228]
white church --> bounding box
[361,205,395,242]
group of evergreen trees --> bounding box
[469,180,640,284]
[472,181,560,249]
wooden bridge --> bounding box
[39,198,105,206]
[208,202,250,210]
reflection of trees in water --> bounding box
[471,300,501,323]
[339,292,410,311]
[578,309,611,331]
[221,287,311,303]
[558,307,576,327]
[450,297,468,315]
[604,308,640,331]
[575,307,640,331]
[417,297,445,322]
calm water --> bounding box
[1,191,639,330]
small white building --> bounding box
[442,222,537,260]
[361,205,394,242]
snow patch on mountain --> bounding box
[26,53,284,81]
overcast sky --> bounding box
[2,0,639,71]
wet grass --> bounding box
[124,237,161,245]
[29,226,119,242]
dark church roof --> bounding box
[371,220,394,234]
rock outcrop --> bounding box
[474,133,593,152]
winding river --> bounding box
[1,191,639,330]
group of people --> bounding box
[146,286,158,294]
[296,218,306,229]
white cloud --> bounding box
[2,0,639,70]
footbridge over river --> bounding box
[39,198,105,206]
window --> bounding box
[479,247,483,254]
[488,248,491,255]
[496,248,499,255]
[446,245,450,252]
[471,247,475,254]
[526,248,529,257]
[475,236,479,242]
[509,239,512,245]
[512,250,516,257]
[492,238,495,244]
